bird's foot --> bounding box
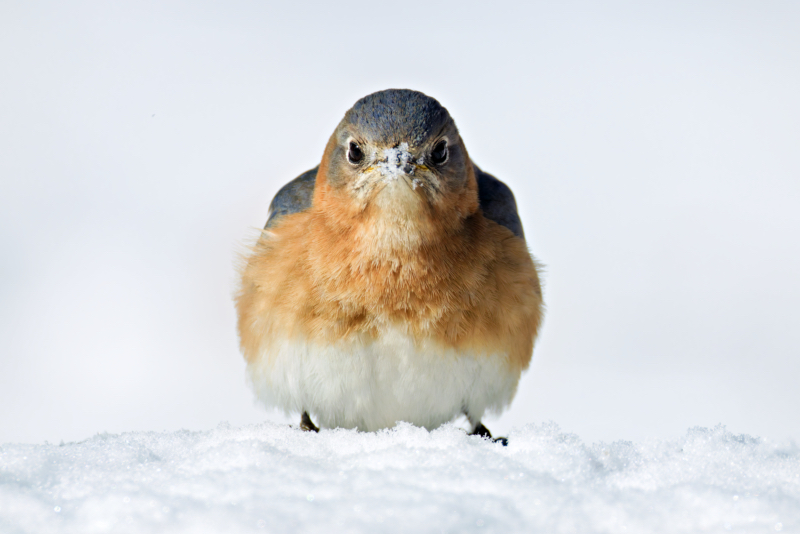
[300,411,319,432]
[470,422,492,438]
[469,421,508,446]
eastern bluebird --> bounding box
[236,89,543,440]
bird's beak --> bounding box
[376,142,420,181]
[355,142,436,206]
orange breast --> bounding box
[236,201,543,375]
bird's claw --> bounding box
[469,422,508,446]
[300,411,319,432]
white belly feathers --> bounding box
[246,326,520,431]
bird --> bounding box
[236,89,543,440]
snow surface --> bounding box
[1,422,799,534]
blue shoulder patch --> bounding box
[475,166,525,241]
[264,167,318,229]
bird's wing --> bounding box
[264,166,319,229]
[474,165,525,241]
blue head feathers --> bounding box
[343,89,452,146]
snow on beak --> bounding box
[378,142,416,180]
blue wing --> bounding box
[264,166,318,229]
[264,164,525,241]
[474,165,525,241]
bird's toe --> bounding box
[299,411,319,432]
[469,422,492,438]
[469,421,508,446]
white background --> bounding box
[1,0,798,445]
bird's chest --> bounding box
[298,253,481,344]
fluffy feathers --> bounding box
[236,89,543,432]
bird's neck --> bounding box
[324,206,464,262]
[303,207,482,304]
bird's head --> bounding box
[314,89,479,248]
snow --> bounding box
[379,142,415,180]
[1,422,799,534]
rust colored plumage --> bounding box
[236,89,543,435]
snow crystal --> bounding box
[1,422,799,533]
[379,142,414,180]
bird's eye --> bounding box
[347,142,364,164]
[430,140,448,166]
